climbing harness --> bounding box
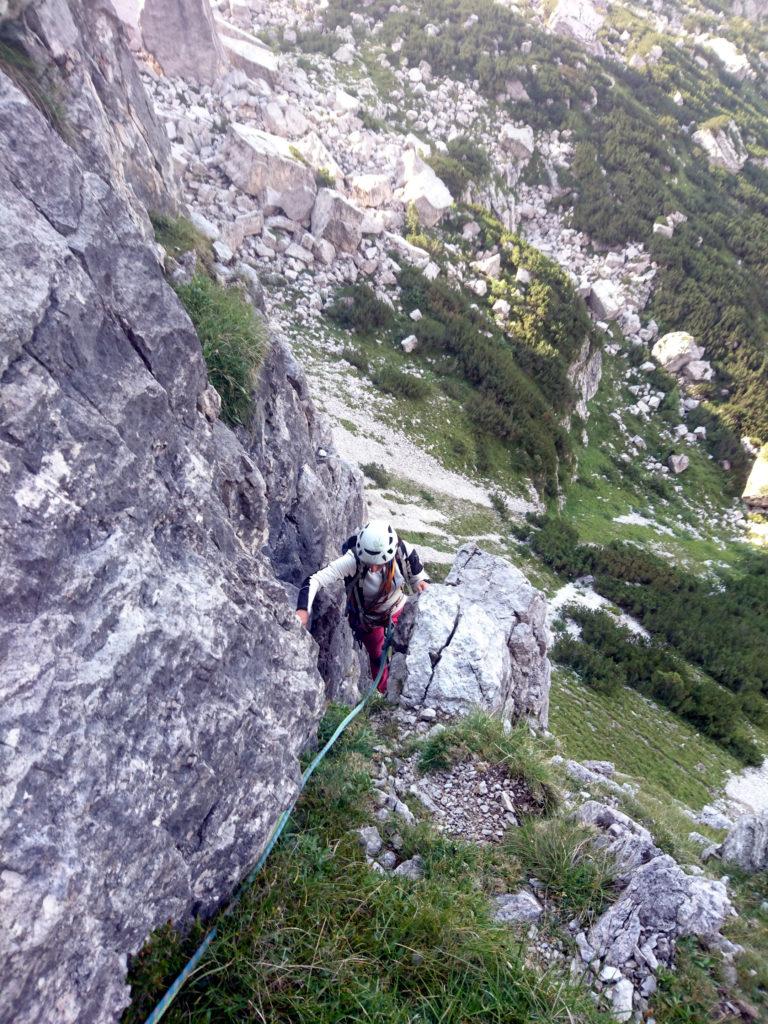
[143,622,395,1024]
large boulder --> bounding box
[0,67,357,1024]
[588,279,622,320]
[390,545,551,727]
[701,37,751,81]
[311,188,365,255]
[223,123,317,223]
[499,124,535,162]
[140,0,227,84]
[720,812,768,872]
[743,444,768,510]
[349,172,393,208]
[214,18,278,84]
[548,0,606,56]
[693,120,747,175]
[652,331,703,373]
[398,149,453,228]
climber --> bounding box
[295,519,430,692]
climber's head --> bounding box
[355,519,398,569]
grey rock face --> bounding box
[0,73,332,1024]
[9,0,178,222]
[720,812,768,873]
[390,545,551,728]
[140,0,227,84]
[243,335,366,700]
[568,336,602,420]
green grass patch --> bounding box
[124,704,612,1024]
[505,818,617,924]
[174,274,265,425]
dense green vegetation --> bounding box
[528,515,768,761]
[326,212,599,495]
[318,0,768,464]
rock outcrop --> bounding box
[390,545,551,728]
[243,336,366,699]
[693,120,747,175]
[3,0,179,223]
[0,50,360,1024]
[719,811,768,872]
[743,444,768,510]
[574,803,735,1019]
[140,0,227,84]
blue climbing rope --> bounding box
[143,623,394,1024]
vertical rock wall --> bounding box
[0,7,364,1018]
[1,0,179,224]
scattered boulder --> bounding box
[548,0,606,56]
[394,855,424,881]
[310,188,365,255]
[701,37,751,80]
[720,812,768,873]
[398,149,453,228]
[589,279,622,320]
[471,253,502,278]
[668,454,690,475]
[401,334,418,353]
[224,124,317,223]
[390,544,551,728]
[218,29,278,85]
[349,173,393,208]
[357,826,383,858]
[499,124,535,162]
[493,890,544,924]
[652,331,703,373]
[742,444,768,510]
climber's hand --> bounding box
[296,609,309,627]
[415,581,429,594]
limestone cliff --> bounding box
[0,10,363,1023]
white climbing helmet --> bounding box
[355,519,399,566]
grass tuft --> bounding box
[174,274,265,425]
[149,212,214,270]
[506,817,617,923]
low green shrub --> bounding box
[360,462,393,488]
[173,274,265,425]
[371,364,431,400]
[325,283,395,333]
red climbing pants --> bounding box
[362,606,403,693]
